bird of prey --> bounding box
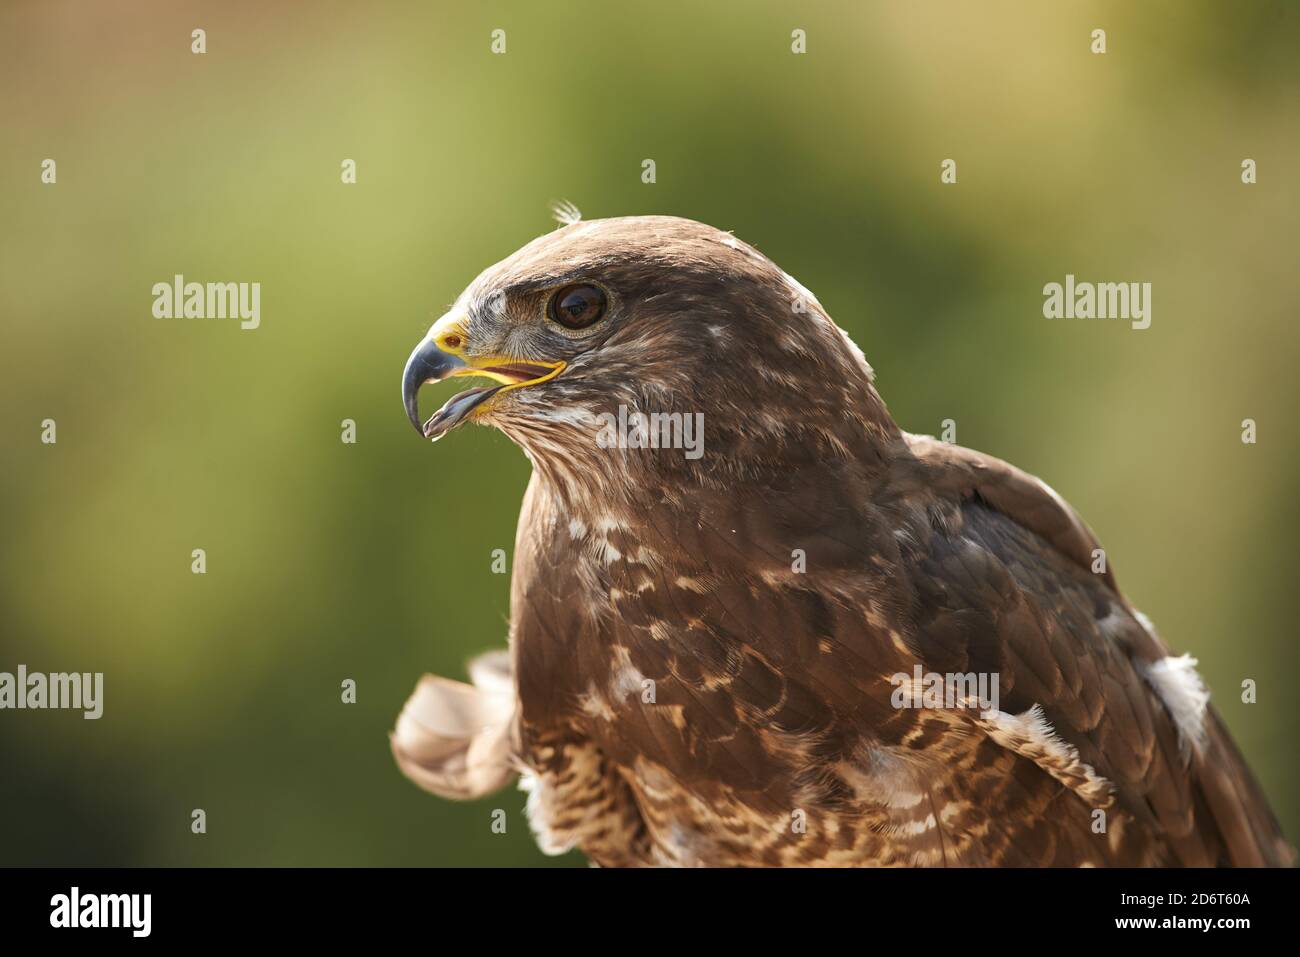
[393,214,1292,867]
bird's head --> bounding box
[402,215,895,499]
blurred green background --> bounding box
[1,0,1297,865]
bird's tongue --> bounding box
[422,386,501,440]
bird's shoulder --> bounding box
[885,434,1249,863]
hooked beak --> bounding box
[402,313,566,441]
[402,337,468,435]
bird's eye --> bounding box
[548,284,607,330]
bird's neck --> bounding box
[512,385,903,528]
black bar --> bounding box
[1,866,1294,943]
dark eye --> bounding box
[548,284,607,329]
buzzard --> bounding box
[394,215,1291,867]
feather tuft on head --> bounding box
[550,199,583,226]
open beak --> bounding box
[402,317,565,440]
[402,337,469,436]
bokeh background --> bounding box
[1,0,1297,866]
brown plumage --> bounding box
[392,215,1292,867]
